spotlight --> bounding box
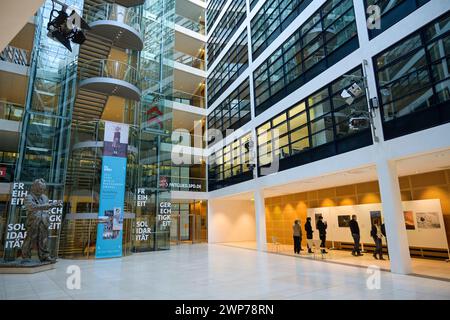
[349,116,370,131]
[47,0,90,52]
[341,82,363,106]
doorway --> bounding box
[170,201,207,245]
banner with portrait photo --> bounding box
[95,121,129,258]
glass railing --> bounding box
[174,14,205,35]
[165,89,206,108]
[78,59,139,88]
[0,101,24,122]
[0,45,29,66]
[173,50,205,70]
[85,3,142,33]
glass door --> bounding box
[170,212,179,245]
[169,201,207,244]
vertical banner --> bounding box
[95,121,129,258]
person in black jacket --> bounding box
[316,216,328,254]
[349,215,363,256]
[370,219,385,260]
[304,217,313,253]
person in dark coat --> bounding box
[349,215,363,256]
[371,219,385,260]
[305,217,313,253]
[292,220,302,254]
[316,216,328,254]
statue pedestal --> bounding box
[0,260,56,274]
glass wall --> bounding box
[133,0,175,253]
[170,200,207,244]
[250,0,259,11]
[2,0,81,261]
[256,66,372,175]
[251,0,313,59]
[253,0,359,115]
[206,0,246,68]
[206,0,227,33]
[208,132,252,191]
[365,0,431,39]
[207,30,248,106]
[207,78,251,145]
[374,12,450,139]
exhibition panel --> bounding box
[265,170,450,260]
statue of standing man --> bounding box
[21,179,62,263]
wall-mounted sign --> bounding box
[157,201,171,230]
[0,167,6,177]
[159,176,203,191]
[48,200,63,230]
[136,188,148,207]
[10,182,28,205]
[4,223,26,249]
[5,199,63,249]
[168,182,202,191]
[135,220,151,241]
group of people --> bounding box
[292,216,328,255]
[292,215,387,260]
[349,215,387,260]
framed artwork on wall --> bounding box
[404,211,415,230]
[338,215,351,227]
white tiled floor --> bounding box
[221,241,450,280]
[0,244,449,300]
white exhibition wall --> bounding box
[208,199,256,243]
[307,199,449,250]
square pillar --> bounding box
[254,189,267,251]
[376,159,412,274]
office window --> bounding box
[250,0,259,11]
[257,66,372,173]
[365,0,431,39]
[374,12,450,139]
[207,30,249,106]
[253,0,359,116]
[208,133,252,190]
[206,0,228,33]
[207,0,246,68]
[251,0,314,59]
[208,79,251,145]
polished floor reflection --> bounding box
[221,241,450,281]
[0,244,449,300]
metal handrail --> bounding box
[173,50,205,70]
[0,45,29,66]
[78,59,140,87]
[85,3,142,32]
[174,14,205,35]
[0,101,24,121]
[167,89,206,108]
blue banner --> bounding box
[95,122,129,258]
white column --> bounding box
[254,188,267,251]
[376,159,412,274]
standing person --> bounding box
[316,216,328,254]
[292,220,302,254]
[349,215,362,256]
[381,222,389,259]
[305,217,314,253]
[371,219,385,260]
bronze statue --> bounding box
[21,179,62,263]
